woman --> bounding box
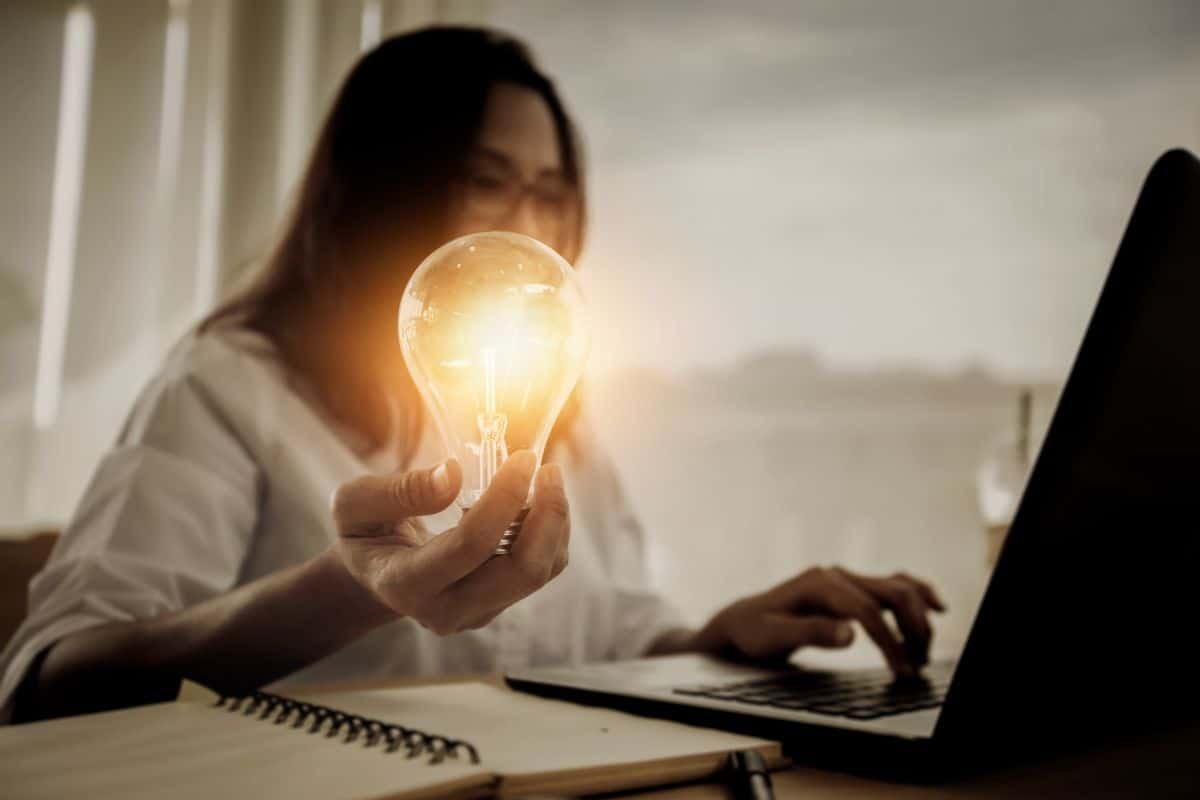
[1,27,943,723]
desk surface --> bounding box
[302,673,1200,799]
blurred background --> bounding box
[2,0,1198,662]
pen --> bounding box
[726,748,774,800]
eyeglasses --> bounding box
[454,155,575,245]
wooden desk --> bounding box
[302,674,1200,798]
[625,724,1200,799]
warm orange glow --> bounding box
[399,232,590,507]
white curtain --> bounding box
[0,0,487,531]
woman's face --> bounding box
[446,81,573,252]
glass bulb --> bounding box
[398,231,590,551]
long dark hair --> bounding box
[201,27,587,463]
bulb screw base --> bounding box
[492,506,530,557]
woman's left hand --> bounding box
[685,566,946,677]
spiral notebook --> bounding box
[0,679,782,799]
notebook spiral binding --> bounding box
[213,690,480,765]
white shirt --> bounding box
[0,326,684,722]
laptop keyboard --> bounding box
[672,661,954,721]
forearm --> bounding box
[645,627,698,656]
[645,624,727,657]
[645,607,736,658]
[15,547,393,722]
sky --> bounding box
[490,0,1200,380]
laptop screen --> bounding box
[941,149,1200,744]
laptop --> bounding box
[507,149,1200,779]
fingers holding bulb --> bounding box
[332,458,461,535]
[409,450,536,596]
[428,461,570,630]
[530,463,570,579]
[511,462,570,587]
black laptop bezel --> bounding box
[935,149,1200,762]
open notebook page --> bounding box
[312,681,783,797]
[0,697,491,800]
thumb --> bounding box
[331,459,461,534]
[746,613,855,659]
[792,616,856,649]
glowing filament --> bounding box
[476,347,509,492]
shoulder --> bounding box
[118,325,289,448]
[162,324,282,388]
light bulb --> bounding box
[398,231,590,555]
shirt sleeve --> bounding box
[0,338,264,722]
[579,430,690,661]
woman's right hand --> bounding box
[328,450,570,635]
[14,451,566,722]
